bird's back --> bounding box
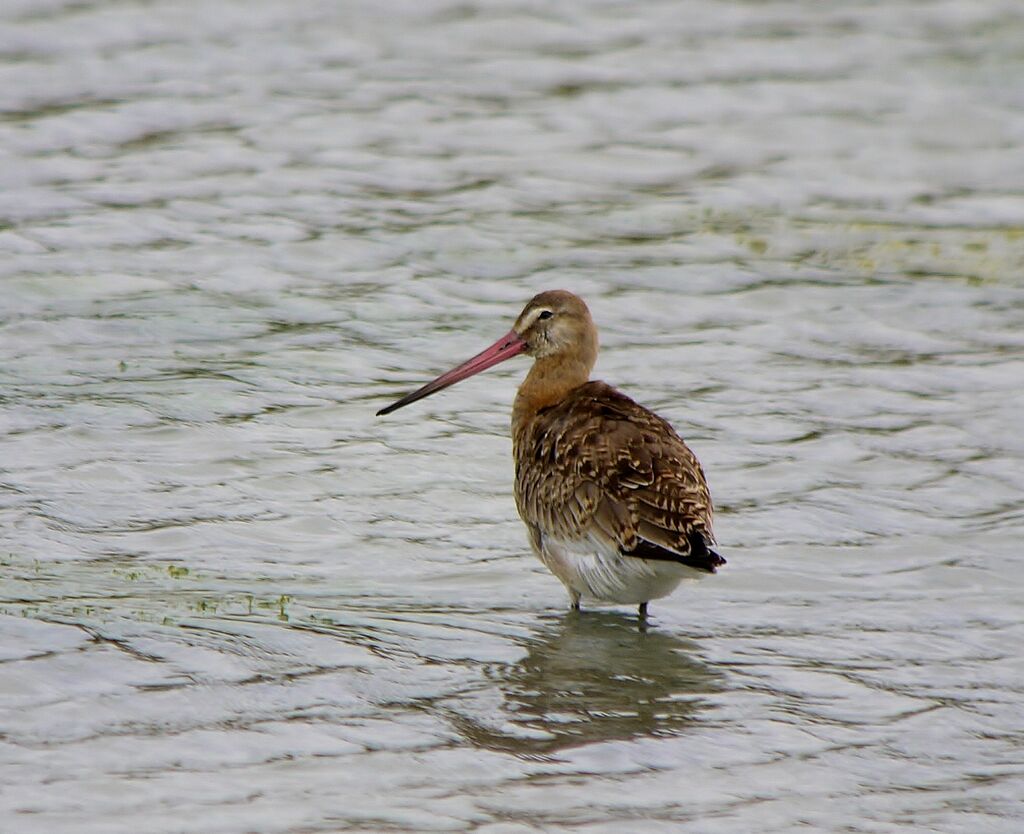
[512,381,722,573]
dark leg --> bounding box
[569,590,581,612]
[638,601,648,619]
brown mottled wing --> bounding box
[513,381,724,573]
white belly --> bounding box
[536,534,703,605]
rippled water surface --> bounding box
[2,1,1024,832]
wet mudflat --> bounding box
[1,1,1023,832]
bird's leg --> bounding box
[569,590,581,612]
[637,601,650,632]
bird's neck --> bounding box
[512,355,591,433]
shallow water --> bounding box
[2,1,1023,832]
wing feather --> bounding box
[513,381,723,573]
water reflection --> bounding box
[451,612,723,755]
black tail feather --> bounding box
[622,530,725,573]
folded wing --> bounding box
[513,382,724,573]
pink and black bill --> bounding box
[376,330,527,416]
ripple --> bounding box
[1,0,1023,832]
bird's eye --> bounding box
[538,310,553,321]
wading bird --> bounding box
[377,291,724,618]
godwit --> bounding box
[377,290,724,618]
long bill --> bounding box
[376,329,527,416]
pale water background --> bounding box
[1,1,1023,832]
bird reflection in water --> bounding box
[447,611,723,755]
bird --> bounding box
[376,290,724,619]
